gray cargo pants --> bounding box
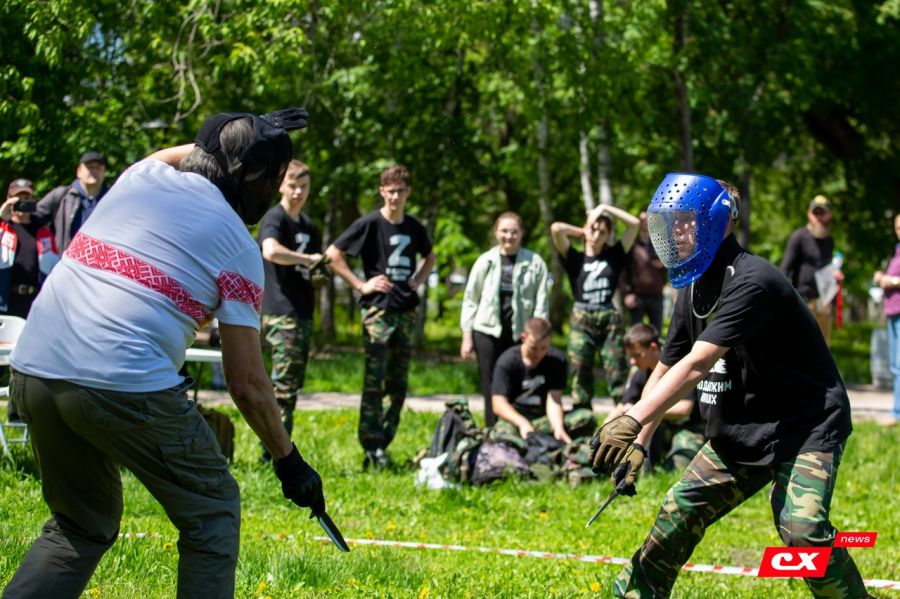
[3,371,240,599]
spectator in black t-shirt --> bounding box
[491,318,596,443]
[326,165,436,469]
[551,203,639,411]
[0,178,60,319]
[257,160,323,460]
[603,323,704,470]
[780,195,843,345]
[590,175,866,598]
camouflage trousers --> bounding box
[567,308,628,409]
[614,442,868,599]
[262,315,312,438]
[358,307,416,451]
[490,408,597,445]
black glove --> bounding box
[611,443,646,497]
[274,443,325,516]
[589,415,643,474]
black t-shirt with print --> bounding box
[333,211,433,312]
[661,235,851,466]
[258,205,322,319]
[499,253,516,335]
[492,344,568,421]
[562,242,626,309]
[622,367,702,426]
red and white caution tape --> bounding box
[64,532,898,591]
[314,536,900,591]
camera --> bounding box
[14,199,37,213]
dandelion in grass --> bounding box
[88,588,101,597]
[365,530,374,539]
[386,522,397,531]
[590,582,601,592]
[418,585,430,599]
[162,542,173,551]
[538,511,548,520]
[257,581,267,594]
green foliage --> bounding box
[1,0,898,308]
[2,407,897,597]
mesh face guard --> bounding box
[193,108,308,223]
[195,108,308,180]
[647,173,738,288]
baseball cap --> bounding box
[79,151,107,166]
[7,178,34,197]
[808,195,831,212]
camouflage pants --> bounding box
[358,307,416,451]
[614,442,868,598]
[567,308,628,409]
[262,314,312,437]
[490,408,597,444]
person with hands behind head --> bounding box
[551,203,639,411]
[491,317,596,444]
[257,159,323,461]
[4,108,327,599]
[588,174,867,599]
[460,212,549,427]
[0,179,59,319]
[325,165,436,471]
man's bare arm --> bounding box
[146,144,195,167]
[219,323,292,459]
[261,237,320,267]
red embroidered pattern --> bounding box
[65,233,213,325]
[217,271,262,313]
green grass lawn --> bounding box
[2,407,898,598]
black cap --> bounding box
[79,151,106,166]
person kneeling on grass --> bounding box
[603,322,705,471]
[490,317,596,444]
[4,109,326,599]
[589,174,869,598]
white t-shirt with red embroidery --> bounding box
[11,159,263,392]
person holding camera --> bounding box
[0,178,60,318]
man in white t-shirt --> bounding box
[4,109,326,598]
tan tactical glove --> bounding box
[588,415,643,474]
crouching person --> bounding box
[589,174,867,598]
[491,317,595,443]
[4,109,326,599]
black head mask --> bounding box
[194,108,309,224]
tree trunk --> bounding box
[670,0,694,172]
[579,131,595,211]
[532,25,565,331]
[318,188,336,338]
[596,121,613,205]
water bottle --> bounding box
[832,251,844,270]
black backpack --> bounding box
[427,398,478,458]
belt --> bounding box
[11,284,37,295]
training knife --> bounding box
[315,510,350,552]
[585,465,631,528]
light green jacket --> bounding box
[460,246,549,338]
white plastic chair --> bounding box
[0,315,29,454]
